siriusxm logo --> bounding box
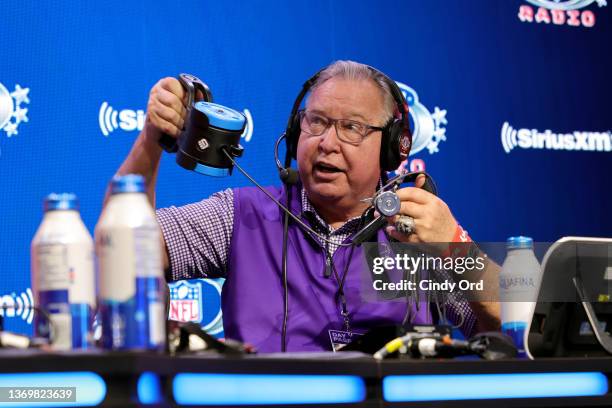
[519,0,606,28]
[0,82,30,138]
[99,101,254,142]
[98,102,145,136]
[0,288,34,324]
[501,122,611,154]
[526,0,606,9]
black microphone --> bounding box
[274,133,299,185]
[279,167,299,185]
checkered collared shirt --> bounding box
[157,186,477,336]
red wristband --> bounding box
[453,224,472,243]
[442,224,472,257]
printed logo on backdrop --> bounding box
[518,0,607,28]
[98,102,254,142]
[98,102,145,136]
[0,288,34,324]
[0,82,30,158]
[501,122,611,153]
[392,82,447,174]
[168,279,224,335]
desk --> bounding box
[0,350,610,407]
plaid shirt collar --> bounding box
[300,188,364,236]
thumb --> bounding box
[415,173,426,189]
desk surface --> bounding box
[0,350,610,408]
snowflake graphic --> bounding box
[0,84,30,137]
[426,106,448,154]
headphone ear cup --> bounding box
[380,120,403,172]
[286,113,301,160]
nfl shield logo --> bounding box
[169,280,202,322]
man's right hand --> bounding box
[143,77,188,145]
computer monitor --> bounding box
[527,237,612,358]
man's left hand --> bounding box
[385,174,457,243]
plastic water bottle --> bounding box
[95,174,165,350]
[499,236,541,358]
[31,193,95,349]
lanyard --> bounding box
[318,211,368,334]
[325,243,356,333]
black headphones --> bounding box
[278,64,412,183]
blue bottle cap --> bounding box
[194,102,246,131]
[507,236,534,249]
[111,174,146,194]
[44,193,79,211]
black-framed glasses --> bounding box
[299,110,385,145]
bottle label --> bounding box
[37,289,71,350]
[35,244,70,291]
[149,301,164,346]
[99,277,165,350]
[502,321,528,358]
[98,225,162,301]
[33,238,94,350]
[134,226,162,278]
[500,275,537,291]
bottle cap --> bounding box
[507,236,533,250]
[44,193,79,211]
[111,174,146,194]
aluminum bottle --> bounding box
[95,174,165,350]
[31,193,95,349]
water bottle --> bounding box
[31,193,95,349]
[95,174,165,350]
[499,236,541,358]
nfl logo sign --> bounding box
[169,280,202,322]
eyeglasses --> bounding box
[299,110,385,145]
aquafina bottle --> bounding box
[499,236,541,358]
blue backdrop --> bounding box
[1,0,610,336]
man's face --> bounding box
[297,77,386,214]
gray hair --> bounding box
[310,60,396,125]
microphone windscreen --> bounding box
[280,168,299,185]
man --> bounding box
[110,60,500,352]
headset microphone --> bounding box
[279,168,299,185]
[274,133,299,185]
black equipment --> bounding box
[158,73,246,177]
[340,324,517,360]
[527,237,612,358]
[168,321,255,355]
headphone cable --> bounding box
[280,187,291,352]
[223,148,355,248]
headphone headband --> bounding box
[281,63,412,178]
[286,66,408,131]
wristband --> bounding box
[443,224,473,258]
